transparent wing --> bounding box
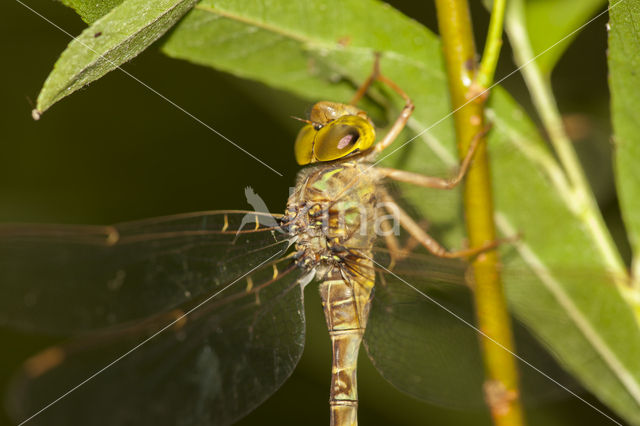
[364,249,577,409]
[0,210,291,333]
[7,255,305,426]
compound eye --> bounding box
[294,124,316,165]
[314,115,375,162]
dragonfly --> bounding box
[0,58,570,426]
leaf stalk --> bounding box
[477,0,506,90]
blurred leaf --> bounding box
[60,0,125,24]
[524,0,606,74]
[35,0,197,115]
[160,0,640,422]
[609,1,640,276]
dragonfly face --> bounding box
[294,101,376,165]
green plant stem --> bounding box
[477,0,506,89]
[434,1,525,425]
[505,1,638,305]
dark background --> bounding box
[0,1,624,425]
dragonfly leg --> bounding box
[374,125,489,189]
[399,218,430,254]
[372,73,415,154]
[348,53,415,154]
[380,217,430,269]
[378,189,501,259]
[349,53,381,105]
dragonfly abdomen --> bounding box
[319,266,374,426]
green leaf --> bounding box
[488,88,640,424]
[35,0,197,115]
[60,0,125,24]
[610,1,640,279]
[161,1,640,422]
[524,0,606,74]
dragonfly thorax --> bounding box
[282,161,379,281]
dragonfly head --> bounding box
[294,101,376,165]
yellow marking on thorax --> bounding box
[331,298,357,308]
[272,264,279,280]
[254,214,260,230]
[311,167,343,192]
[222,214,229,232]
[246,276,254,293]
